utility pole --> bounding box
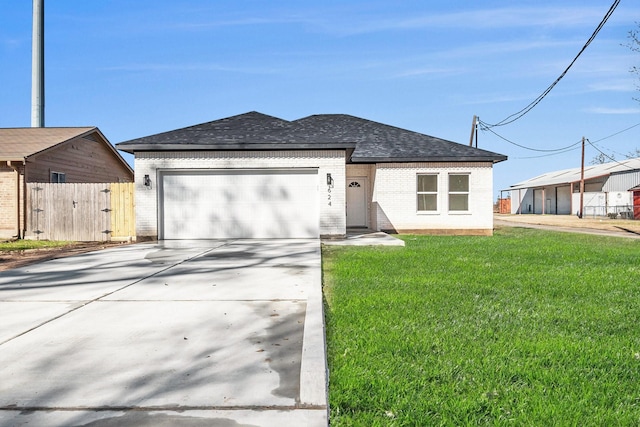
[579,136,585,218]
[475,116,478,148]
[31,0,45,127]
[468,116,478,148]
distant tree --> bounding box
[627,147,640,159]
[590,153,613,165]
[589,27,639,165]
[626,23,640,102]
[590,149,640,164]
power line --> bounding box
[478,122,582,152]
[587,139,618,162]
[481,0,621,128]
[511,146,581,160]
[587,121,640,159]
[585,138,638,169]
[589,121,640,144]
[480,120,640,159]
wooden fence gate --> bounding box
[26,182,135,241]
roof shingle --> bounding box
[0,127,96,160]
[117,111,507,163]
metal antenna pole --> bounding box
[31,0,45,127]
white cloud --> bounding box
[100,63,280,75]
[316,6,624,36]
[587,80,636,92]
[460,93,544,106]
[438,39,581,60]
[145,4,640,38]
[168,16,310,31]
[1,38,24,50]
[395,67,465,78]
[584,107,640,114]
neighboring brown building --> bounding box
[0,127,133,239]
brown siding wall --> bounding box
[26,134,133,183]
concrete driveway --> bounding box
[0,239,327,427]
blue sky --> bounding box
[1,0,639,196]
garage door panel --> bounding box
[557,186,571,215]
[161,170,319,239]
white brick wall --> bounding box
[134,150,346,239]
[346,164,375,228]
[134,153,495,238]
[372,162,494,233]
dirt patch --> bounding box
[494,213,640,235]
[0,242,129,272]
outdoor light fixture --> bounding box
[143,174,151,187]
[326,173,333,186]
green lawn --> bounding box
[0,240,73,251]
[322,227,640,426]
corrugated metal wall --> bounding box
[603,170,640,192]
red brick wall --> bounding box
[0,164,25,239]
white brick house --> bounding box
[117,112,506,239]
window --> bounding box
[449,174,469,211]
[417,174,438,211]
[51,172,66,183]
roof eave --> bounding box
[116,143,355,153]
[352,156,507,164]
[509,171,614,191]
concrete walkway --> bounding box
[322,229,405,246]
[0,239,327,427]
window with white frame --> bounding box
[51,172,66,183]
[449,174,469,211]
[417,174,438,211]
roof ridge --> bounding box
[0,126,95,130]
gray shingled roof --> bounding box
[117,111,507,163]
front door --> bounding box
[346,178,367,227]
[634,191,640,220]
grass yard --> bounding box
[0,240,73,251]
[322,227,640,426]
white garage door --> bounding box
[161,169,319,239]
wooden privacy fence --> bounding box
[26,182,135,241]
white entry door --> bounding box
[346,178,367,227]
[161,169,319,239]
